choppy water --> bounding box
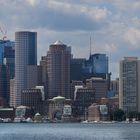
[0,123,140,140]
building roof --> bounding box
[53,40,63,45]
[35,113,41,116]
[0,108,14,111]
[16,105,29,109]
[52,96,65,101]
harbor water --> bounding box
[0,123,140,140]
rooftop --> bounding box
[53,40,64,45]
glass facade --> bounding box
[15,31,37,106]
[0,40,14,64]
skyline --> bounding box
[0,0,140,79]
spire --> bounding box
[90,36,92,57]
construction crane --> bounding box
[0,26,7,40]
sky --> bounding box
[0,0,140,79]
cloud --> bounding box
[124,28,140,49]
[0,0,140,79]
[48,0,111,21]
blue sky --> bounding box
[0,0,140,79]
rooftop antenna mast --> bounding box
[89,35,92,58]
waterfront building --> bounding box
[0,108,15,120]
[88,103,108,121]
[48,96,72,121]
[119,57,140,114]
[100,96,119,120]
[73,86,95,120]
[15,105,32,118]
[70,81,85,100]
[14,31,37,106]
[47,41,71,99]
[86,77,108,101]
[21,89,43,114]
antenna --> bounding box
[89,36,91,57]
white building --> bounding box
[119,57,140,113]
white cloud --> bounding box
[104,43,117,53]
[47,0,111,21]
[27,0,36,6]
[124,28,140,49]
[0,0,140,79]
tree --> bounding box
[112,109,125,121]
[137,112,140,120]
[127,111,140,121]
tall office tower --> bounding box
[0,64,10,106]
[47,41,71,99]
[86,77,108,101]
[40,56,48,99]
[10,79,15,107]
[119,57,140,113]
[0,40,14,106]
[4,46,15,79]
[89,54,108,74]
[70,58,86,81]
[0,40,14,64]
[15,31,37,106]
[27,65,42,89]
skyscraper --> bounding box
[0,40,14,106]
[0,64,10,106]
[86,53,108,74]
[47,41,71,99]
[14,31,37,106]
[119,57,140,114]
[0,40,14,65]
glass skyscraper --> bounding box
[0,40,14,106]
[0,40,14,64]
[14,31,37,107]
[86,53,108,74]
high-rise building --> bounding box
[85,54,108,74]
[10,79,15,107]
[27,65,42,89]
[119,57,140,113]
[21,89,43,114]
[0,40,14,65]
[0,40,15,106]
[47,41,71,99]
[4,46,15,79]
[86,77,108,101]
[14,31,37,106]
[70,58,85,81]
[70,53,110,82]
[0,64,10,106]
